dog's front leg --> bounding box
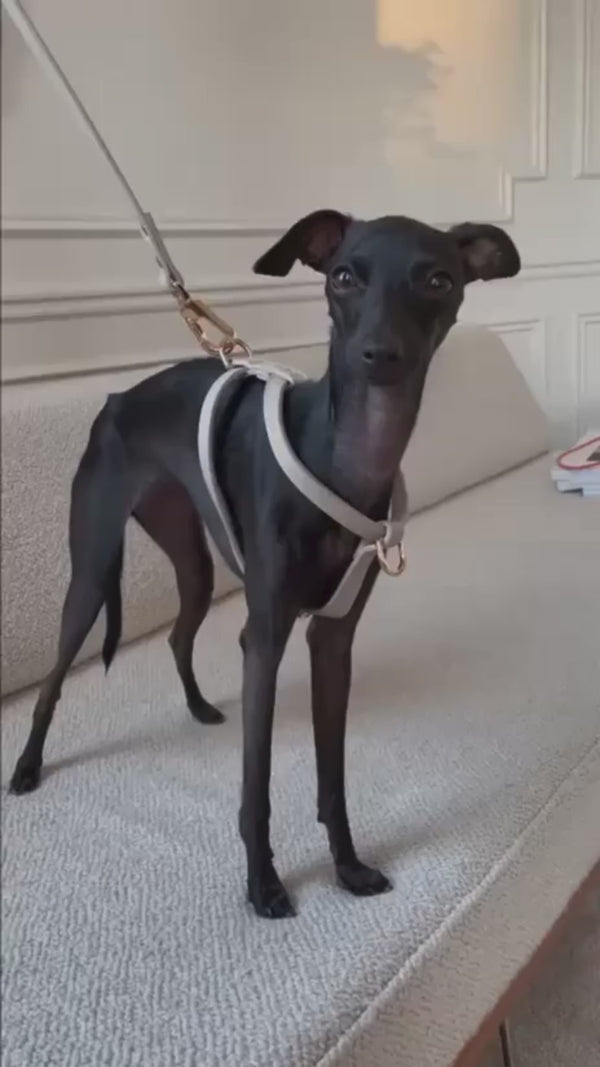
[307,565,392,896]
[239,596,296,919]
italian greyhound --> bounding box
[10,211,520,918]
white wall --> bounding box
[2,0,599,444]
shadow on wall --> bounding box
[237,0,520,214]
[257,0,460,207]
[0,0,521,222]
[0,2,451,167]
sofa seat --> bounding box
[3,455,599,1067]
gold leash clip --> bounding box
[173,286,253,367]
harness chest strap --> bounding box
[197,367,407,618]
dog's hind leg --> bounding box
[133,479,224,724]
[10,408,135,795]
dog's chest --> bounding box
[293,524,359,611]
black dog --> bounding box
[10,211,519,918]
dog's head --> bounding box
[254,211,520,387]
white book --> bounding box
[552,469,600,488]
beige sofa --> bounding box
[2,325,599,1067]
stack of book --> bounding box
[551,431,600,497]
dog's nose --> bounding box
[362,347,399,367]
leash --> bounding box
[5,0,408,605]
[2,0,250,366]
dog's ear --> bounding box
[253,210,352,276]
[449,223,521,282]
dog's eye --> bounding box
[331,266,355,291]
[425,270,454,295]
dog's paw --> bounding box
[188,697,225,725]
[248,876,297,919]
[336,861,392,897]
[9,760,42,795]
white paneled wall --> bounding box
[2,0,599,443]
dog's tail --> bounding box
[102,540,124,672]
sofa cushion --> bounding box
[2,456,598,1067]
[0,325,547,695]
[404,324,549,511]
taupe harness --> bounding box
[198,361,407,618]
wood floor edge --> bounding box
[451,859,600,1067]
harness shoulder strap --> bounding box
[261,374,407,618]
[263,377,386,543]
[263,375,406,547]
[197,367,248,575]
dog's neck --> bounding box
[322,336,423,514]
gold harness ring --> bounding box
[376,539,407,577]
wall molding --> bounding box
[2,207,522,237]
[0,217,288,238]
[521,0,549,178]
[1,336,327,386]
[2,314,555,392]
[576,311,600,432]
[1,2,550,236]
[4,260,600,326]
[1,317,550,388]
[479,316,548,397]
[502,259,600,281]
[1,278,324,323]
[492,0,548,220]
[482,317,543,332]
[573,0,600,178]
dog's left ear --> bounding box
[449,223,521,282]
[253,210,352,277]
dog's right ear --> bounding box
[253,210,352,277]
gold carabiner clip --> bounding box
[174,288,252,368]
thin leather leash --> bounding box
[3,0,408,610]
